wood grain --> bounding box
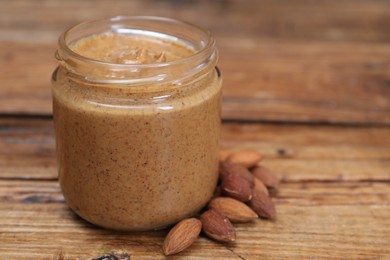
[0,118,56,179]
[0,180,389,259]
[1,0,390,124]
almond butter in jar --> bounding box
[52,16,222,231]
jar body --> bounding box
[52,64,221,230]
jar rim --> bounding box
[58,16,216,69]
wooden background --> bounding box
[1,0,390,259]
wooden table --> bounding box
[1,0,390,259]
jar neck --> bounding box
[56,16,218,89]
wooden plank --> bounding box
[1,0,390,123]
[2,180,390,207]
[1,0,390,43]
[221,123,390,182]
[219,40,390,124]
[1,118,390,181]
[0,118,56,179]
[1,179,389,259]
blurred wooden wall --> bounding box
[1,0,389,124]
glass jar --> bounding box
[51,16,222,231]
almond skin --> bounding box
[252,165,280,194]
[163,218,202,256]
[200,209,236,242]
[209,197,258,223]
[253,177,269,196]
[226,150,262,168]
[219,161,254,186]
[221,174,252,202]
[248,188,276,220]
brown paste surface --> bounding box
[53,32,221,230]
[71,32,195,64]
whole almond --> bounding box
[253,178,269,196]
[221,174,252,202]
[200,209,236,242]
[219,161,254,186]
[209,197,258,223]
[226,150,262,168]
[252,165,280,193]
[248,188,276,220]
[163,218,202,256]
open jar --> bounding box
[52,16,222,230]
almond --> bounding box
[226,150,262,168]
[248,188,276,220]
[209,197,258,223]
[200,209,236,242]
[221,174,252,202]
[219,161,254,186]
[163,218,202,256]
[252,165,280,194]
[253,177,269,196]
